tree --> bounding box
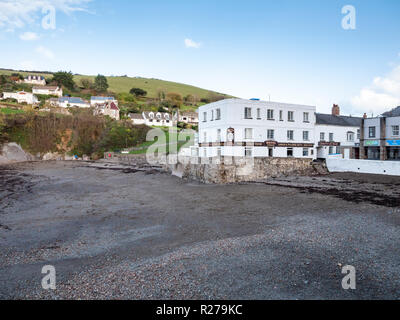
[166,92,183,109]
[80,78,93,90]
[94,74,109,93]
[184,94,199,106]
[52,71,75,90]
[130,88,147,97]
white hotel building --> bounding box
[197,99,316,159]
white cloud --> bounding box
[0,0,92,30]
[351,65,400,114]
[36,45,54,59]
[184,38,202,49]
[19,31,39,40]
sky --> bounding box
[0,0,400,116]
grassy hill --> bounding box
[0,68,230,100]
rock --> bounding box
[0,143,35,164]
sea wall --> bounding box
[168,157,327,184]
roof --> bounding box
[26,75,44,80]
[109,102,119,110]
[316,113,362,127]
[59,97,88,104]
[181,112,198,117]
[382,106,400,117]
[91,96,114,101]
[129,113,144,120]
[33,86,59,90]
[143,111,171,119]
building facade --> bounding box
[176,111,199,125]
[130,111,173,127]
[315,105,362,160]
[1,91,39,105]
[361,106,400,161]
[18,75,46,86]
[94,101,120,120]
[196,99,316,159]
[33,86,63,97]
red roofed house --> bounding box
[94,101,120,120]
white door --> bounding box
[344,148,350,159]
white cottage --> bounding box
[130,111,173,127]
[196,98,316,159]
[1,91,39,105]
[315,105,362,160]
[33,86,63,97]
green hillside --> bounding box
[0,68,230,100]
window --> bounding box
[357,129,360,140]
[369,127,376,138]
[244,107,252,119]
[303,131,309,141]
[392,125,399,136]
[267,129,275,140]
[303,112,309,123]
[279,110,283,121]
[203,131,207,143]
[336,146,341,154]
[267,109,274,120]
[203,112,207,122]
[329,146,334,154]
[216,108,221,120]
[217,147,222,157]
[287,148,294,157]
[245,147,253,157]
[288,111,294,122]
[320,132,325,141]
[287,130,294,141]
[257,108,261,119]
[347,132,355,142]
[329,133,334,142]
[217,129,221,142]
[211,110,214,121]
[203,149,207,158]
[303,148,309,157]
[245,128,253,140]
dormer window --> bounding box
[149,112,154,119]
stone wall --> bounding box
[168,157,327,184]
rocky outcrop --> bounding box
[168,157,328,184]
[0,143,36,164]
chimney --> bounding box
[332,104,340,116]
[363,113,368,119]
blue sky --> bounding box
[1,0,400,115]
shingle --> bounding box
[382,106,400,117]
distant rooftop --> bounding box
[316,113,362,127]
[91,96,114,101]
[59,97,87,104]
[382,106,400,117]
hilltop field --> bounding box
[0,68,230,101]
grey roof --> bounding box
[59,97,87,104]
[91,96,114,101]
[129,113,144,120]
[316,113,362,127]
[382,106,400,117]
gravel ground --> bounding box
[0,161,399,300]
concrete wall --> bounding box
[326,158,400,176]
[168,157,326,184]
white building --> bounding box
[1,91,39,105]
[175,111,199,125]
[130,111,173,127]
[196,98,316,159]
[18,75,46,86]
[315,105,362,160]
[33,86,63,97]
[91,96,118,107]
[50,97,90,108]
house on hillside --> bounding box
[1,91,39,105]
[90,96,118,107]
[196,98,316,158]
[94,101,120,120]
[130,111,173,127]
[175,111,199,125]
[18,75,46,86]
[49,97,90,108]
[33,86,63,97]
[315,104,362,160]
[360,106,400,161]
